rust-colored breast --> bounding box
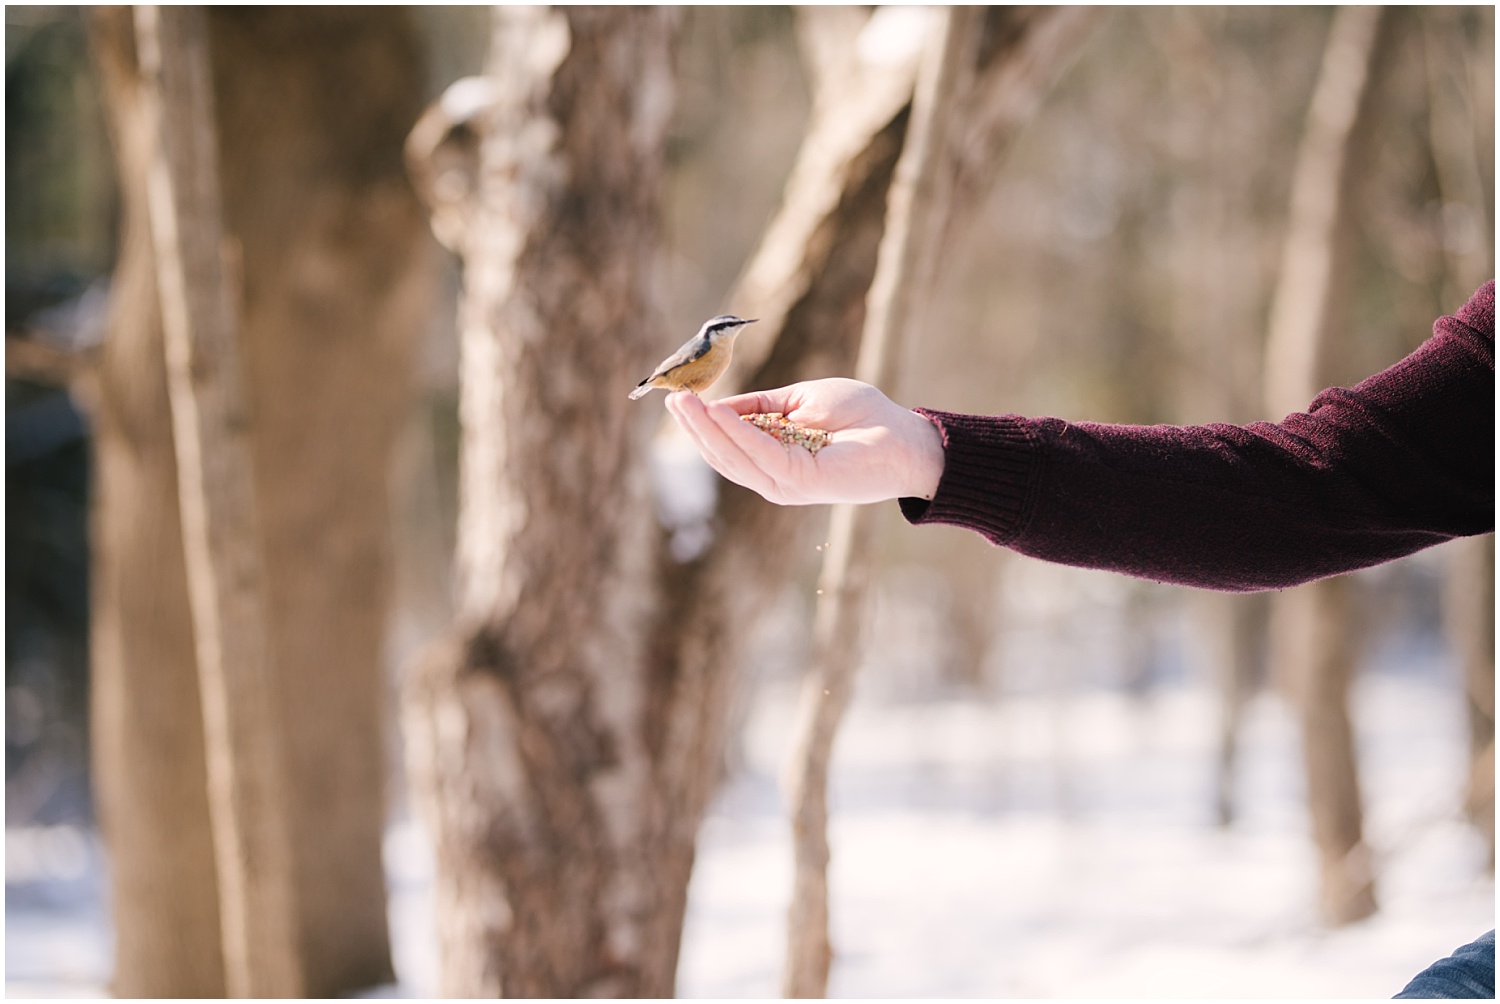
[652,344,731,393]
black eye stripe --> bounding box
[705,316,747,334]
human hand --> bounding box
[664,378,946,506]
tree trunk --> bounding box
[1270,574,1374,922]
[942,6,1100,252]
[402,9,680,996]
[1196,591,1268,827]
[711,6,925,398]
[1148,6,1280,832]
[776,7,1101,994]
[783,8,978,997]
[1423,8,1496,867]
[206,9,432,991]
[1262,4,1384,927]
[637,8,925,986]
[401,5,926,994]
[1445,535,1495,865]
[88,6,430,995]
[86,8,227,994]
[133,5,304,994]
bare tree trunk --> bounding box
[1196,591,1269,826]
[86,8,227,993]
[1424,8,1496,867]
[1146,6,1279,831]
[1271,575,1375,922]
[775,8,1103,995]
[637,9,926,985]
[782,9,978,997]
[90,8,428,994]
[712,5,925,397]
[133,4,303,994]
[1446,535,1495,864]
[206,9,431,990]
[1263,4,1384,928]
[1263,6,1382,415]
[942,6,1100,251]
[402,4,932,992]
[402,9,680,996]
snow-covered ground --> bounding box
[7,546,1494,998]
[675,673,1493,998]
[9,665,1492,998]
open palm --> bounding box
[664,378,945,506]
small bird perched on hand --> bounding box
[629,314,757,400]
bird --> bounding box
[629,315,757,400]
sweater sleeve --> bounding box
[899,281,1495,592]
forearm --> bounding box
[902,282,1495,592]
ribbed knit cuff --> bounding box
[898,408,1041,544]
[1457,280,1495,340]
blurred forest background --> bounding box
[5,4,1494,998]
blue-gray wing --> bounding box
[649,336,711,378]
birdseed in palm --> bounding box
[741,412,831,456]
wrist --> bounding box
[905,409,946,500]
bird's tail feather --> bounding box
[628,382,653,400]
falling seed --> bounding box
[816,589,823,595]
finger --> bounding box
[700,399,812,502]
[666,393,737,474]
[665,391,714,440]
[713,385,803,416]
[669,394,786,500]
[717,380,859,429]
[710,395,845,470]
[697,398,802,502]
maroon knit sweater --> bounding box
[900,282,1495,592]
